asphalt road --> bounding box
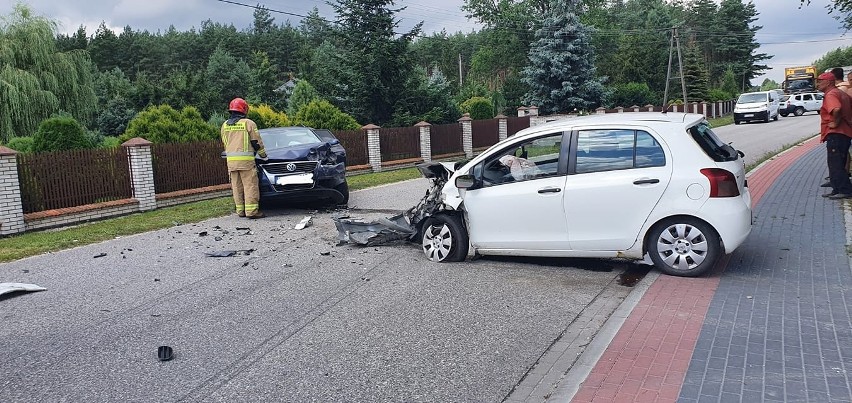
[0,113,821,402]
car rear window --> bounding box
[688,122,738,162]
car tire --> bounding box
[773,113,778,121]
[794,107,805,116]
[334,181,349,205]
[647,217,721,277]
[734,120,741,125]
[780,112,788,117]
[420,214,468,262]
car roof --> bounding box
[520,112,704,134]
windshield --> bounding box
[786,79,815,92]
[688,121,739,162]
[737,93,767,104]
[258,127,322,149]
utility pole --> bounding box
[662,27,688,112]
[458,53,463,87]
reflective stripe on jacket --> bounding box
[220,119,266,170]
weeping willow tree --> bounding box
[0,4,97,142]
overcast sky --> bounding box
[1,0,850,84]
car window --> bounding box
[312,129,338,143]
[782,95,790,102]
[737,93,767,103]
[802,94,813,101]
[259,127,322,149]
[688,121,738,162]
[480,132,562,185]
[816,93,824,100]
[575,129,665,174]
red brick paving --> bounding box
[571,137,820,402]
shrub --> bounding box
[99,136,122,149]
[32,116,93,153]
[707,89,734,102]
[459,97,494,120]
[286,80,320,117]
[97,96,137,136]
[247,103,290,129]
[293,100,360,130]
[6,136,35,154]
[608,82,659,108]
[121,105,217,143]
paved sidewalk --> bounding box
[568,137,852,402]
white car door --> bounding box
[563,129,672,251]
[463,132,570,250]
[814,93,824,111]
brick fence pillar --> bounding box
[596,107,606,114]
[363,124,382,172]
[646,104,654,112]
[496,114,508,142]
[459,114,473,158]
[122,138,157,211]
[0,147,25,236]
[416,121,432,162]
[632,105,640,112]
[701,101,709,117]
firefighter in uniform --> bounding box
[221,98,267,218]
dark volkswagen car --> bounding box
[256,126,348,205]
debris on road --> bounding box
[157,345,174,361]
[294,216,313,230]
[334,162,452,247]
[204,249,255,257]
[94,253,107,258]
[0,283,47,297]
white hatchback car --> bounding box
[416,113,752,277]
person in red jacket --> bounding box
[220,98,267,218]
[817,72,852,199]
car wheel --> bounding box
[734,120,741,125]
[421,214,468,262]
[334,181,349,205]
[773,113,778,121]
[794,107,805,116]
[780,113,788,117]
[647,217,721,277]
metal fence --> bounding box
[430,122,463,156]
[472,118,499,148]
[17,147,132,213]
[333,130,369,166]
[379,126,421,162]
[507,116,531,136]
[151,141,229,194]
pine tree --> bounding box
[329,0,422,125]
[0,4,97,141]
[521,0,606,113]
[682,42,710,102]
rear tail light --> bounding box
[700,168,740,197]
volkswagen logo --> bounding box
[286,163,297,172]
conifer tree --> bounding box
[521,0,605,113]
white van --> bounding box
[733,91,780,124]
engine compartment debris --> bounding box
[0,283,47,297]
[334,162,453,246]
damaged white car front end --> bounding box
[334,161,469,262]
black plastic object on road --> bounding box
[157,345,174,361]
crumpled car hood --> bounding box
[263,143,328,162]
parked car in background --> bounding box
[779,95,791,117]
[413,113,752,277]
[733,90,780,124]
[256,126,349,205]
[782,92,823,117]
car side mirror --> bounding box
[455,174,478,189]
[328,139,340,146]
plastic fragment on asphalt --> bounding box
[204,249,254,257]
[0,283,47,297]
[94,253,107,258]
[295,216,313,230]
[333,213,416,246]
